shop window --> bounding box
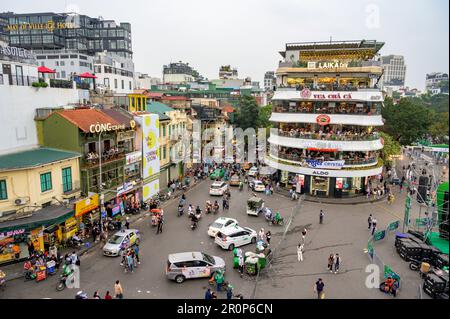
[62,167,72,193]
[0,179,7,200]
[311,176,328,197]
[40,172,52,192]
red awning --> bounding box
[79,72,97,79]
[37,66,56,74]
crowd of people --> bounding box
[86,147,123,163]
[278,125,379,141]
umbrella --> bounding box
[78,72,97,79]
[37,66,56,74]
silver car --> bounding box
[102,229,141,257]
[166,252,226,283]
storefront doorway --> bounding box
[311,176,329,197]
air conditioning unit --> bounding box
[14,198,28,205]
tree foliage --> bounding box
[235,95,260,131]
[378,131,401,168]
[257,104,273,128]
[381,97,434,145]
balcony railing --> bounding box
[273,151,378,167]
[84,150,126,167]
[275,130,380,141]
[50,79,74,89]
[6,75,39,87]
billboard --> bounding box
[140,114,160,202]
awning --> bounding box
[0,205,74,233]
[38,66,56,74]
[79,72,97,79]
[259,166,278,176]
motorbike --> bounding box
[56,272,75,291]
[213,205,219,215]
[66,238,83,249]
[191,218,199,230]
[140,201,149,211]
[177,205,184,217]
[379,279,399,297]
[107,219,122,231]
[205,205,212,214]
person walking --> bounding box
[124,217,130,230]
[258,228,266,241]
[319,210,324,224]
[104,291,112,299]
[333,253,341,274]
[93,291,101,299]
[156,214,164,234]
[371,218,377,236]
[368,214,373,230]
[238,254,245,277]
[205,288,212,300]
[314,278,325,299]
[327,254,334,272]
[266,230,272,245]
[297,243,304,262]
[214,270,224,292]
[226,285,234,300]
[126,251,134,273]
[301,228,307,244]
[114,280,124,299]
[134,244,140,265]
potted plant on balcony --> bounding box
[32,78,48,89]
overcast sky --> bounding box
[2,0,448,90]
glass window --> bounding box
[0,180,7,200]
[61,71,66,78]
[40,172,52,192]
[62,167,72,193]
[163,147,167,159]
[162,125,166,137]
[121,79,124,89]
[114,79,118,89]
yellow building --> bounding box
[128,89,148,112]
[0,147,82,264]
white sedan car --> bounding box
[215,225,257,251]
[248,166,258,177]
[252,180,266,192]
[209,181,228,196]
[207,217,238,237]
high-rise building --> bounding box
[1,12,132,58]
[264,71,275,91]
[380,55,406,90]
[267,40,385,199]
[425,72,449,95]
[1,12,133,83]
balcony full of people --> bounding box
[85,147,125,166]
[275,124,380,141]
[273,100,381,116]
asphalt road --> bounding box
[0,170,432,299]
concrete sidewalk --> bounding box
[2,178,205,282]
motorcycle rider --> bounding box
[239,181,243,191]
[191,212,199,229]
[274,211,283,225]
[177,203,184,216]
[213,201,220,214]
[188,204,193,216]
[195,205,202,217]
[205,201,212,214]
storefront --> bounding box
[0,205,73,265]
[74,193,100,232]
[116,181,141,211]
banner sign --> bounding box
[139,114,160,201]
[373,230,386,242]
[306,159,345,169]
[0,228,26,240]
[387,220,400,232]
[75,194,99,217]
[126,151,142,165]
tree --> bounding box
[381,97,434,145]
[378,132,401,168]
[429,112,449,143]
[257,104,272,128]
[235,95,259,130]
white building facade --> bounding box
[268,40,385,198]
[94,51,134,94]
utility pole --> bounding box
[98,131,104,234]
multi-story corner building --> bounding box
[426,72,449,95]
[37,108,138,204]
[264,71,275,91]
[219,65,238,79]
[380,55,406,91]
[134,72,160,90]
[266,40,385,198]
[163,61,202,84]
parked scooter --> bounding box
[177,205,184,217]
